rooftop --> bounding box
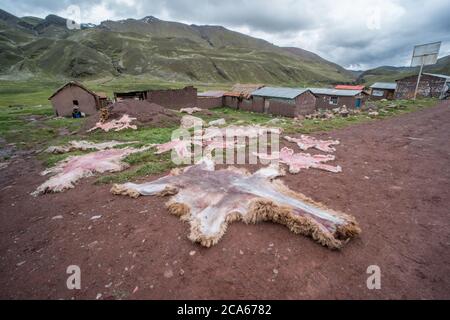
[335,85,365,90]
[309,88,364,97]
[370,82,397,90]
[251,87,310,99]
[423,73,450,81]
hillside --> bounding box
[357,55,450,85]
[0,8,354,84]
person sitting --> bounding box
[72,107,82,118]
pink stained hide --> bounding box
[153,139,198,158]
[284,135,340,153]
[254,147,342,174]
[32,147,150,195]
[87,114,138,132]
[45,140,137,154]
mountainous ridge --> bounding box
[0,8,355,84]
[357,55,450,84]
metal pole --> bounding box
[413,57,424,100]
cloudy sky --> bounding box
[2,0,450,70]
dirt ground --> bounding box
[0,101,449,300]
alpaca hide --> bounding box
[284,135,340,153]
[254,147,342,174]
[87,114,137,132]
[45,140,137,154]
[111,159,359,249]
[33,146,150,195]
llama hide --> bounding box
[254,147,342,174]
[45,140,137,154]
[111,159,359,249]
[284,135,340,153]
[180,107,202,114]
[32,146,150,195]
[87,114,137,132]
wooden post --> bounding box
[413,57,424,100]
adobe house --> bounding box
[395,73,450,99]
[113,86,197,109]
[309,88,368,109]
[197,90,225,109]
[369,82,397,100]
[49,81,108,117]
[223,84,265,109]
[251,87,317,117]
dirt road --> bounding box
[1,101,449,299]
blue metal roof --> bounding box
[251,87,310,99]
[370,82,397,90]
[308,88,364,96]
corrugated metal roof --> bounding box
[309,88,363,96]
[251,87,309,99]
[370,82,397,90]
[197,90,226,98]
[423,73,450,81]
[335,85,365,90]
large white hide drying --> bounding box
[45,140,136,154]
[33,147,149,195]
[111,159,360,249]
[284,135,340,153]
[87,114,137,132]
[254,147,342,174]
[180,107,202,115]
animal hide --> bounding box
[180,107,202,114]
[180,115,205,129]
[254,147,342,174]
[111,159,360,249]
[151,138,239,159]
[197,125,281,141]
[45,140,137,154]
[32,147,150,195]
[284,135,340,153]
[153,139,199,158]
[87,114,137,132]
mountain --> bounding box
[357,55,450,85]
[0,9,354,84]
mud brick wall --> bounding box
[223,96,239,109]
[146,86,197,109]
[395,74,447,99]
[267,98,297,117]
[239,98,258,112]
[251,96,265,113]
[296,91,317,115]
[314,94,364,110]
[197,97,223,109]
[369,89,395,100]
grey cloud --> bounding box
[1,0,449,69]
